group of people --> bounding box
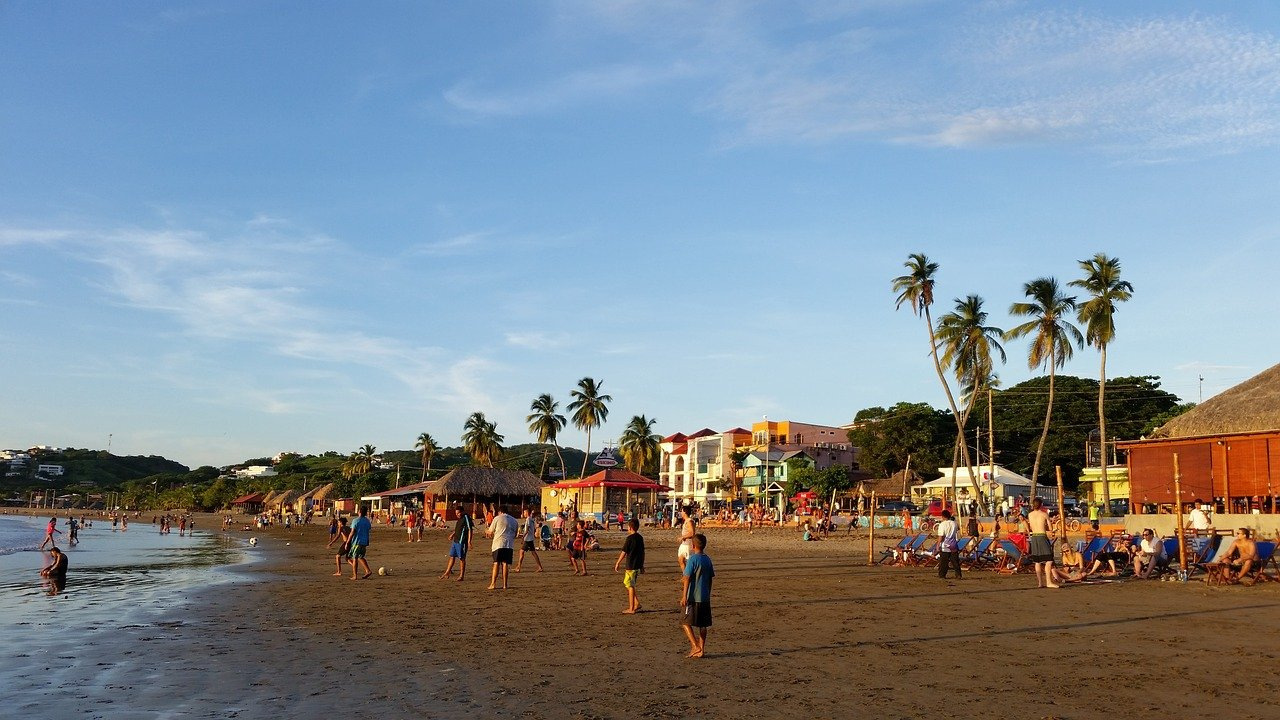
[152,513,193,535]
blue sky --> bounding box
[3,1,1278,468]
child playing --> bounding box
[569,520,590,575]
[613,517,645,614]
[681,533,715,658]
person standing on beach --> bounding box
[485,506,518,590]
[514,508,543,573]
[326,517,352,576]
[1027,498,1059,589]
[676,507,696,571]
[680,533,714,658]
[569,520,590,575]
[614,517,644,614]
[68,517,79,544]
[440,505,474,581]
[935,510,962,580]
[40,517,61,549]
[349,506,373,580]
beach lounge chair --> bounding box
[877,534,916,565]
[997,540,1030,574]
[897,534,929,566]
[963,537,996,569]
[1080,536,1109,567]
[911,539,942,567]
[1199,538,1236,585]
[1245,542,1277,584]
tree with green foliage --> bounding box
[846,403,953,479]
[618,414,661,475]
[1006,277,1084,497]
[527,393,568,481]
[462,412,504,467]
[1070,253,1134,511]
[567,377,612,477]
[935,294,1005,502]
[810,464,852,501]
[414,432,439,482]
[893,254,981,502]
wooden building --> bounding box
[1119,362,1280,514]
[543,468,671,521]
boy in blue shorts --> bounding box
[613,517,645,614]
[681,533,714,658]
[439,506,474,581]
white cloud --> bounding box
[411,232,485,256]
[505,331,568,351]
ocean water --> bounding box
[0,513,250,713]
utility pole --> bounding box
[987,388,996,515]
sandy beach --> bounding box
[7,512,1280,718]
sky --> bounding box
[2,1,1279,469]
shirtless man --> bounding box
[1026,498,1059,589]
[676,507,697,572]
[1217,528,1258,583]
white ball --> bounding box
[248,537,258,546]
[377,566,388,576]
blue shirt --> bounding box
[683,552,715,603]
[351,515,371,546]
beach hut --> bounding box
[360,480,435,519]
[544,468,672,523]
[307,482,336,517]
[911,465,1055,506]
[424,467,544,520]
[230,492,266,514]
[1120,361,1280,516]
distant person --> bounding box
[326,517,352,576]
[1027,498,1059,589]
[484,506,518,591]
[613,518,645,614]
[1186,501,1211,532]
[936,510,962,580]
[569,520,591,576]
[40,517,61,550]
[1216,528,1258,583]
[514,509,543,573]
[1088,501,1101,531]
[680,533,715,659]
[440,505,474,581]
[965,514,979,539]
[348,506,372,580]
[328,516,339,543]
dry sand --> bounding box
[199,518,1280,720]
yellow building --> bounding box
[1076,465,1129,505]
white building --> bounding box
[236,465,278,479]
[37,464,65,476]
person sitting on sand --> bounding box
[801,522,821,541]
[1058,541,1085,576]
[1084,539,1131,577]
[1214,528,1258,584]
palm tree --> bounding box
[340,452,361,481]
[618,415,661,475]
[567,377,612,477]
[1006,277,1084,498]
[527,393,567,481]
[462,412,504,468]
[892,254,982,504]
[1070,254,1133,512]
[935,294,1006,504]
[414,432,439,482]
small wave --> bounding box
[0,543,40,556]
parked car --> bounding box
[925,498,956,517]
[879,500,918,512]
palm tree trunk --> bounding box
[554,442,567,482]
[1030,361,1056,503]
[924,309,983,505]
[957,378,985,505]
[580,427,592,477]
[420,453,427,483]
[1098,344,1110,513]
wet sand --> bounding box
[211,520,1280,719]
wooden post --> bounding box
[1173,453,1188,576]
[1055,466,1068,548]
[866,491,876,565]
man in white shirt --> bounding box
[1134,528,1167,578]
[484,506,519,590]
[1186,500,1211,532]
[935,510,962,580]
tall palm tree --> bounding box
[567,377,612,477]
[935,294,1006,504]
[462,412,504,468]
[1006,277,1084,498]
[1070,254,1133,512]
[340,452,362,481]
[527,393,567,481]
[892,254,982,504]
[414,432,439,482]
[618,415,661,475]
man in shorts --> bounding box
[514,508,543,573]
[348,506,372,580]
[676,506,696,571]
[440,505,474,581]
[485,506,518,590]
[680,533,714,658]
[613,517,645,613]
[1026,498,1058,589]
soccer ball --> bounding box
[248,537,258,546]
[378,566,390,576]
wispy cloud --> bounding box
[444,62,695,117]
[410,232,485,256]
[505,331,569,351]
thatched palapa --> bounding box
[1151,361,1280,438]
[425,467,544,497]
[310,482,335,501]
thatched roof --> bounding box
[310,482,336,501]
[260,490,282,506]
[856,469,925,496]
[425,467,544,497]
[1152,362,1280,438]
[271,490,299,507]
